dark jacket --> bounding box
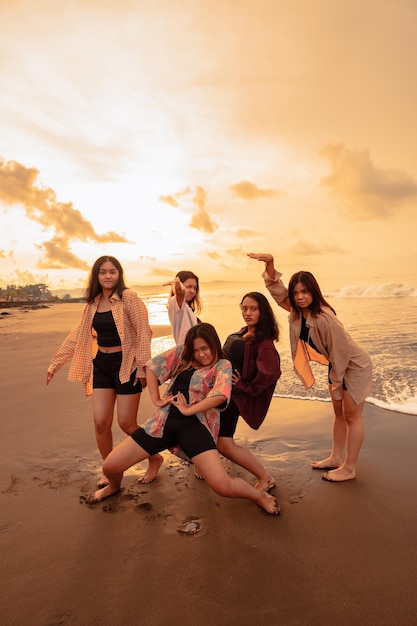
[224,328,281,430]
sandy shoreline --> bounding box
[1,305,417,625]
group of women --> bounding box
[47,252,372,516]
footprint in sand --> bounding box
[176,517,203,535]
[2,475,22,495]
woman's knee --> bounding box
[205,473,234,498]
[103,451,123,475]
[217,437,234,456]
[94,419,112,436]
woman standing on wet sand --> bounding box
[217,292,281,492]
[46,255,162,486]
[249,253,372,483]
[89,323,280,515]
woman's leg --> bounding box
[310,386,346,469]
[90,436,151,502]
[192,449,279,515]
[93,388,117,460]
[322,392,365,482]
[217,436,275,491]
[116,393,164,483]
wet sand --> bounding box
[1,304,417,625]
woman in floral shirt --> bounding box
[89,323,280,515]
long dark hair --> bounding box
[175,322,223,375]
[240,292,279,341]
[288,271,336,317]
[84,256,127,303]
[172,270,202,315]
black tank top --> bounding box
[168,367,196,419]
[92,310,121,347]
[300,315,321,354]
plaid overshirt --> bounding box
[48,289,152,395]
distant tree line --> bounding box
[0,283,55,301]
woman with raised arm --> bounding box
[163,270,202,345]
[248,253,372,482]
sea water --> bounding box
[142,282,417,416]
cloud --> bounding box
[158,194,179,207]
[149,267,175,278]
[158,185,218,234]
[236,228,258,238]
[189,186,218,234]
[36,237,90,270]
[158,187,192,208]
[0,249,14,260]
[0,158,128,268]
[229,180,279,200]
[320,143,417,218]
[287,238,346,256]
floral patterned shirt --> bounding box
[143,345,232,441]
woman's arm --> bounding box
[247,252,275,277]
[46,322,81,382]
[247,252,291,312]
[163,277,186,308]
[174,392,227,416]
[234,343,281,397]
[146,368,174,407]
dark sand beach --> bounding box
[1,305,417,625]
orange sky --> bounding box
[0,0,416,292]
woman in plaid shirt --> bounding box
[47,256,161,486]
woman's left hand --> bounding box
[232,369,241,385]
[172,392,191,415]
[134,376,147,389]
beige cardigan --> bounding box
[262,270,372,404]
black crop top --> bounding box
[222,333,246,373]
[92,310,121,347]
[300,315,321,354]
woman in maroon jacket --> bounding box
[217,292,281,492]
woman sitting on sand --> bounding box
[46,255,162,485]
[89,322,280,515]
[249,253,372,483]
[217,292,281,492]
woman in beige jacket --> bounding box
[249,253,372,482]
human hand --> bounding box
[162,276,181,288]
[153,395,174,407]
[232,369,241,385]
[46,371,54,385]
[172,392,191,415]
[247,252,273,263]
[135,376,147,389]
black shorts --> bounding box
[130,415,216,459]
[93,350,142,395]
[218,399,240,438]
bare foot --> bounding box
[322,468,356,482]
[137,453,163,484]
[256,491,280,515]
[254,475,275,491]
[97,475,109,488]
[311,457,341,470]
[88,485,121,503]
[193,464,204,480]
